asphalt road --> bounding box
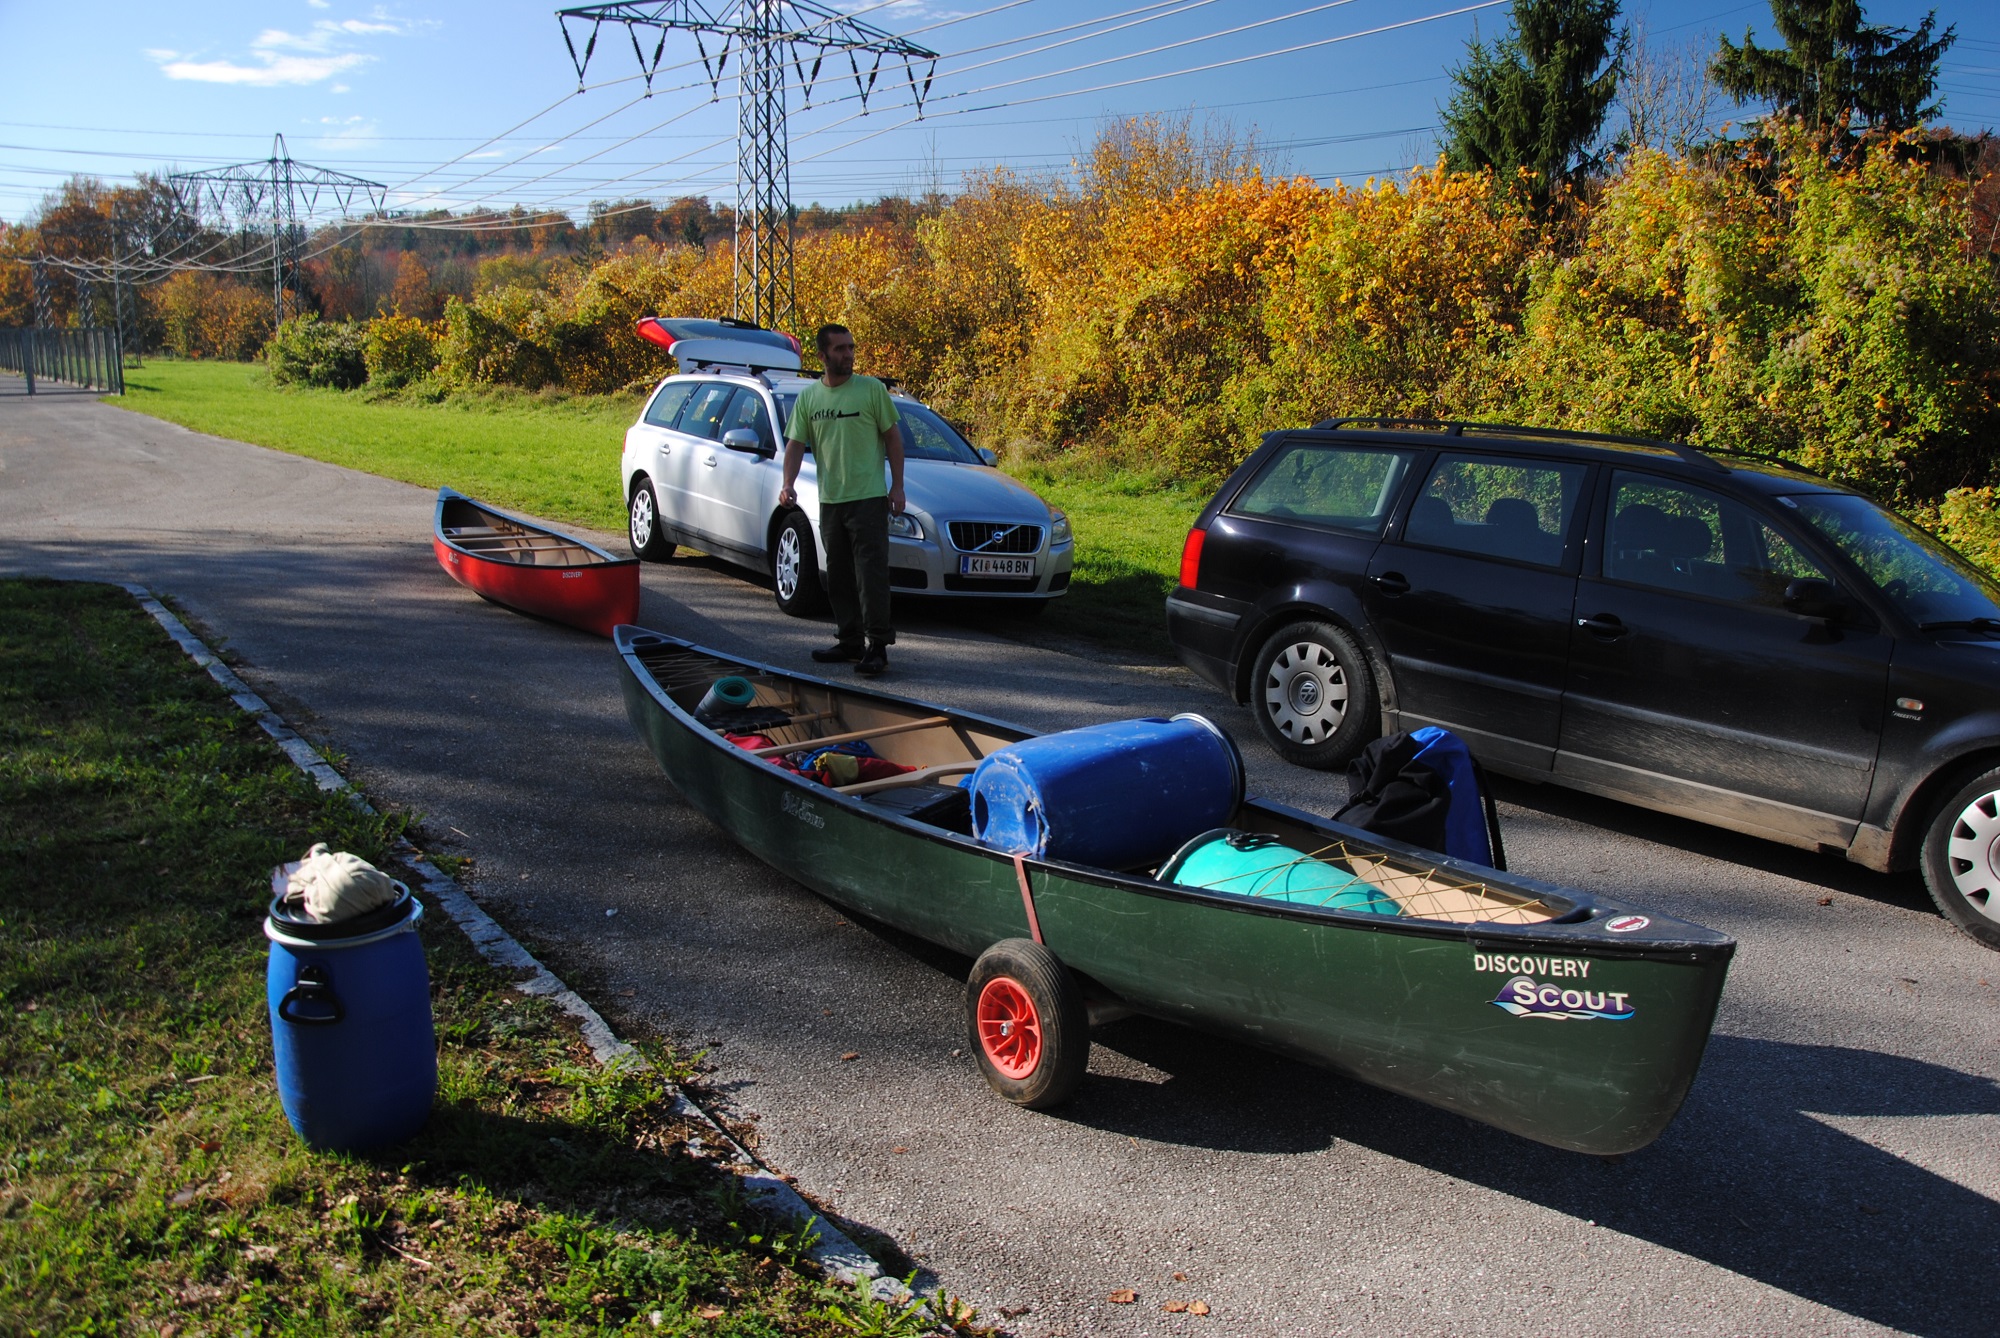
[3,382,1996,1338]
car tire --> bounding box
[772,511,826,617]
[1919,765,2000,951]
[966,938,1089,1110]
[627,477,675,561]
[1249,620,1377,770]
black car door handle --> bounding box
[1576,613,1627,638]
[1372,572,1410,595]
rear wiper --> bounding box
[1918,617,2000,634]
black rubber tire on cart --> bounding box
[1248,619,1377,770]
[628,477,676,561]
[966,938,1089,1110]
[772,511,827,617]
[1920,765,2000,952]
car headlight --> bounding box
[1050,510,1072,546]
[888,512,925,541]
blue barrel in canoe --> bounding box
[265,894,437,1152]
[1160,829,1402,915]
[970,713,1244,869]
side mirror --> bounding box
[721,427,768,456]
[977,447,998,467]
[1784,577,1846,620]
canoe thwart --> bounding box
[748,715,951,758]
[838,761,978,796]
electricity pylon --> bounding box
[170,135,387,328]
[556,1,938,331]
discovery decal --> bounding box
[1491,975,1635,1021]
[1472,951,1595,979]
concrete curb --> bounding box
[123,583,902,1298]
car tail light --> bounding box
[1179,526,1206,590]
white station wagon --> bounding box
[620,319,1073,615]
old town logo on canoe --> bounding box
[1605,914,1651,933]
[781,790,825,829]
[1491,975,1635,1021]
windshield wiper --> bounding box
[1919,617,2000,634]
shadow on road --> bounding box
[1069,1016,1995,1337]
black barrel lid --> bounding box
[266,887,414,941]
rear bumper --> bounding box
[1166,591,1241,695]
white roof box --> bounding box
[635,316,802,372]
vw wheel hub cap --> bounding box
[1947,789,2000,924]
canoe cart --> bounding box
[615,627,1735,1155]
[433,487,640,638]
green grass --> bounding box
[111,362,1200,659]
[1010,458,1207,658]
[0,577,978,1336]
[115,361,638,535]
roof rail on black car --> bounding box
[1311,416,1729,474]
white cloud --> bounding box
[158,52,369,85]
[308,0,331,7]
[152,12,415,87]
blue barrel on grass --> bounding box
[970,713,1243,869]
[265,892,436,1151]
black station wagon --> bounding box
[1165,419,2000,950]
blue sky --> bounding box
[2,0,1995,225]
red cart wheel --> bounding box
[966,939,1088,1109]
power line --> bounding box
[399,0,1235,218]
[169,135,387,326]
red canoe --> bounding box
[432,487,640,637]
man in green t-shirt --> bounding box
[780,323,905,676]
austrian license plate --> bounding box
[959,555,1036,578]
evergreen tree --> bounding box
[1711,0,1955,134]
[1440,0,1627,208]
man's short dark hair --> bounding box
[815,323,851,355]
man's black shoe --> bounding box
[855,644,888,677]
[811,643,863,663]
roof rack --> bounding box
[1311,417,1729,474]
[1704,447,1827,479]
[683,359,805,383]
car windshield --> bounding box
[773,394,980,464]
[1784,493,2000,628]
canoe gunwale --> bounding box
[433,486,637,570]
[614,626,1736,966]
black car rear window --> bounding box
[1229,443,1417,536]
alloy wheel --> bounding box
[774,525,802,601]
[630,488,655,547]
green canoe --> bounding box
[615,628,1734,1155]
